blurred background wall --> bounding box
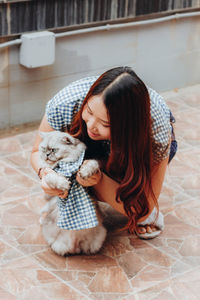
[0,0,200,129]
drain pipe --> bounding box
[0,11,200,49]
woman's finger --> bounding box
[42,167,55,176]
[76,171,102,186]
[41,179,66,196]
[59,190,69,198]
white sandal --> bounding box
[135,207,164,240]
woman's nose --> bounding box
[87,117,96,129]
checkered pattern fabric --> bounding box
[148,87,171,162]
[54,150,98,230]
[46,76,98,131]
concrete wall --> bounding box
[0,14,200,129]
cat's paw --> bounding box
[56,177,71,191]
[79,160,99,179]
[44,173,71,191]
[81,226,107,254]
[51,241,71,256]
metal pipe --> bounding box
[0,38,22,49]
[0,11,200,49]
[55,11,200,38]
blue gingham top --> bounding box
[46,76,172,230]
[54,150,98,230]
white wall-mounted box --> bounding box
[19,31,55,68]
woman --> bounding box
[31,67,177,239]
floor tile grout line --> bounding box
[2,228,174,299]
[0,238,48,266]
[0,148,32,158]
[129,264,200,296]
[0,158,40,184]
[0,236,48,253]
[1,231,98,299]
[145,263,200,296]
[143,238,200,276]
[114,248,185,289]
[94,237,200,295]
[0,190,44,206]
[0,276,19,299]
[101,249,135,291]
[0,225,49,253]
[0,237,92,299]
[164,211,200,231]
[133,281,180,300]
[31,264,92,300]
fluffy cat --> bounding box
[39,131,107,256]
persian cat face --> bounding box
[39,131,86,166]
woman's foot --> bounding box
[135,207,164,240]
[136,224,158,234]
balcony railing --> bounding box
[0,0,200,38]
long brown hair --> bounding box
[70,67,157,232]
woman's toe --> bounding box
[152,227,157,232]
[137,226,146,234]
[146,225,152,233]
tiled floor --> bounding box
[0,84,200,300]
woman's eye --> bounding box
[86,105,92,115]
[102,123,110,128]
[87,108,92,115]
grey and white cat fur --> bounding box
[39,131,107,256]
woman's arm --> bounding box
[31,114,68,198]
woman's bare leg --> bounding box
[93,173,126,215]
[93,156,169,235]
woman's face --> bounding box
[82,94,111,141]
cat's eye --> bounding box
[52,148,58,153]
[41,147,46,152]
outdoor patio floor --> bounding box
[0,84,200,300]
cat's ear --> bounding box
[39,131,48,139]
[61,136,74,145]
[61,133,78,145]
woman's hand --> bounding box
[76,168,102,187]
[40,168,69,199]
